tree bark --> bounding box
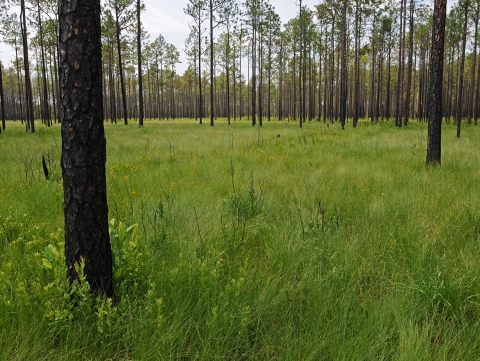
[37,2,51,127]
[470,9,478,124]
[20,0,35,132]
[137,0,144,126]
[115,9,128,125]
[426,0,447,166]
[59,0,114,297]
[340,0,347,130]
[456,1,469,137]
[209,0,215,126]
[404,0,414,127]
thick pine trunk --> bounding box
[59,0,114,297]
[426,0,447,166]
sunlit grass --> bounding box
[1,118,480,359]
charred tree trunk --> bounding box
[59,0,114,297]
[426,0,447,166]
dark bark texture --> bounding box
[59,0,114,297]
[426,0,447,165]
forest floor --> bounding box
[1,118,480,360]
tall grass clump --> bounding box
[0,119,480,359]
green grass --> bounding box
[1,118,480,360]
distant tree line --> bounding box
[0,0,478,131]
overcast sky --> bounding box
[143,0,301,73]
[0,1,303,73]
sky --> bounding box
[0,1,303,73]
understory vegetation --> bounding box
[1,119,480,360]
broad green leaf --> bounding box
[42,258,53,270]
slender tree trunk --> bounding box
[353,4,360,127]
[476,14,480,125]
[404,0,414,127]
[396,0,405,127]
[330,20,335,123]
[108,44,117,123]
[386,32,392,120]
[115,12,128,125]
[267,38,272,122]
[137,0,144,126]
[252,29,257,126]
[198,21,203,124]
[470,12,478,124]
[49,50,58,123]
[209,0,214,126]
[258,31,263,127]
[299,0,303,127]
[37,3,51,126]
[20,0,35,132]
[226,29,231,125]
[370,24,376,123]
[293,48,297,120]
[340,0,347,130]
[233,39,236,121]
[278,40,283,121]
[456,1,469,138]
[240,30,243,119]
[59,0,113,297]
[317,42,322,122]
[14,43,25,124]
[323,33,328,123]
[426,0,447,165]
